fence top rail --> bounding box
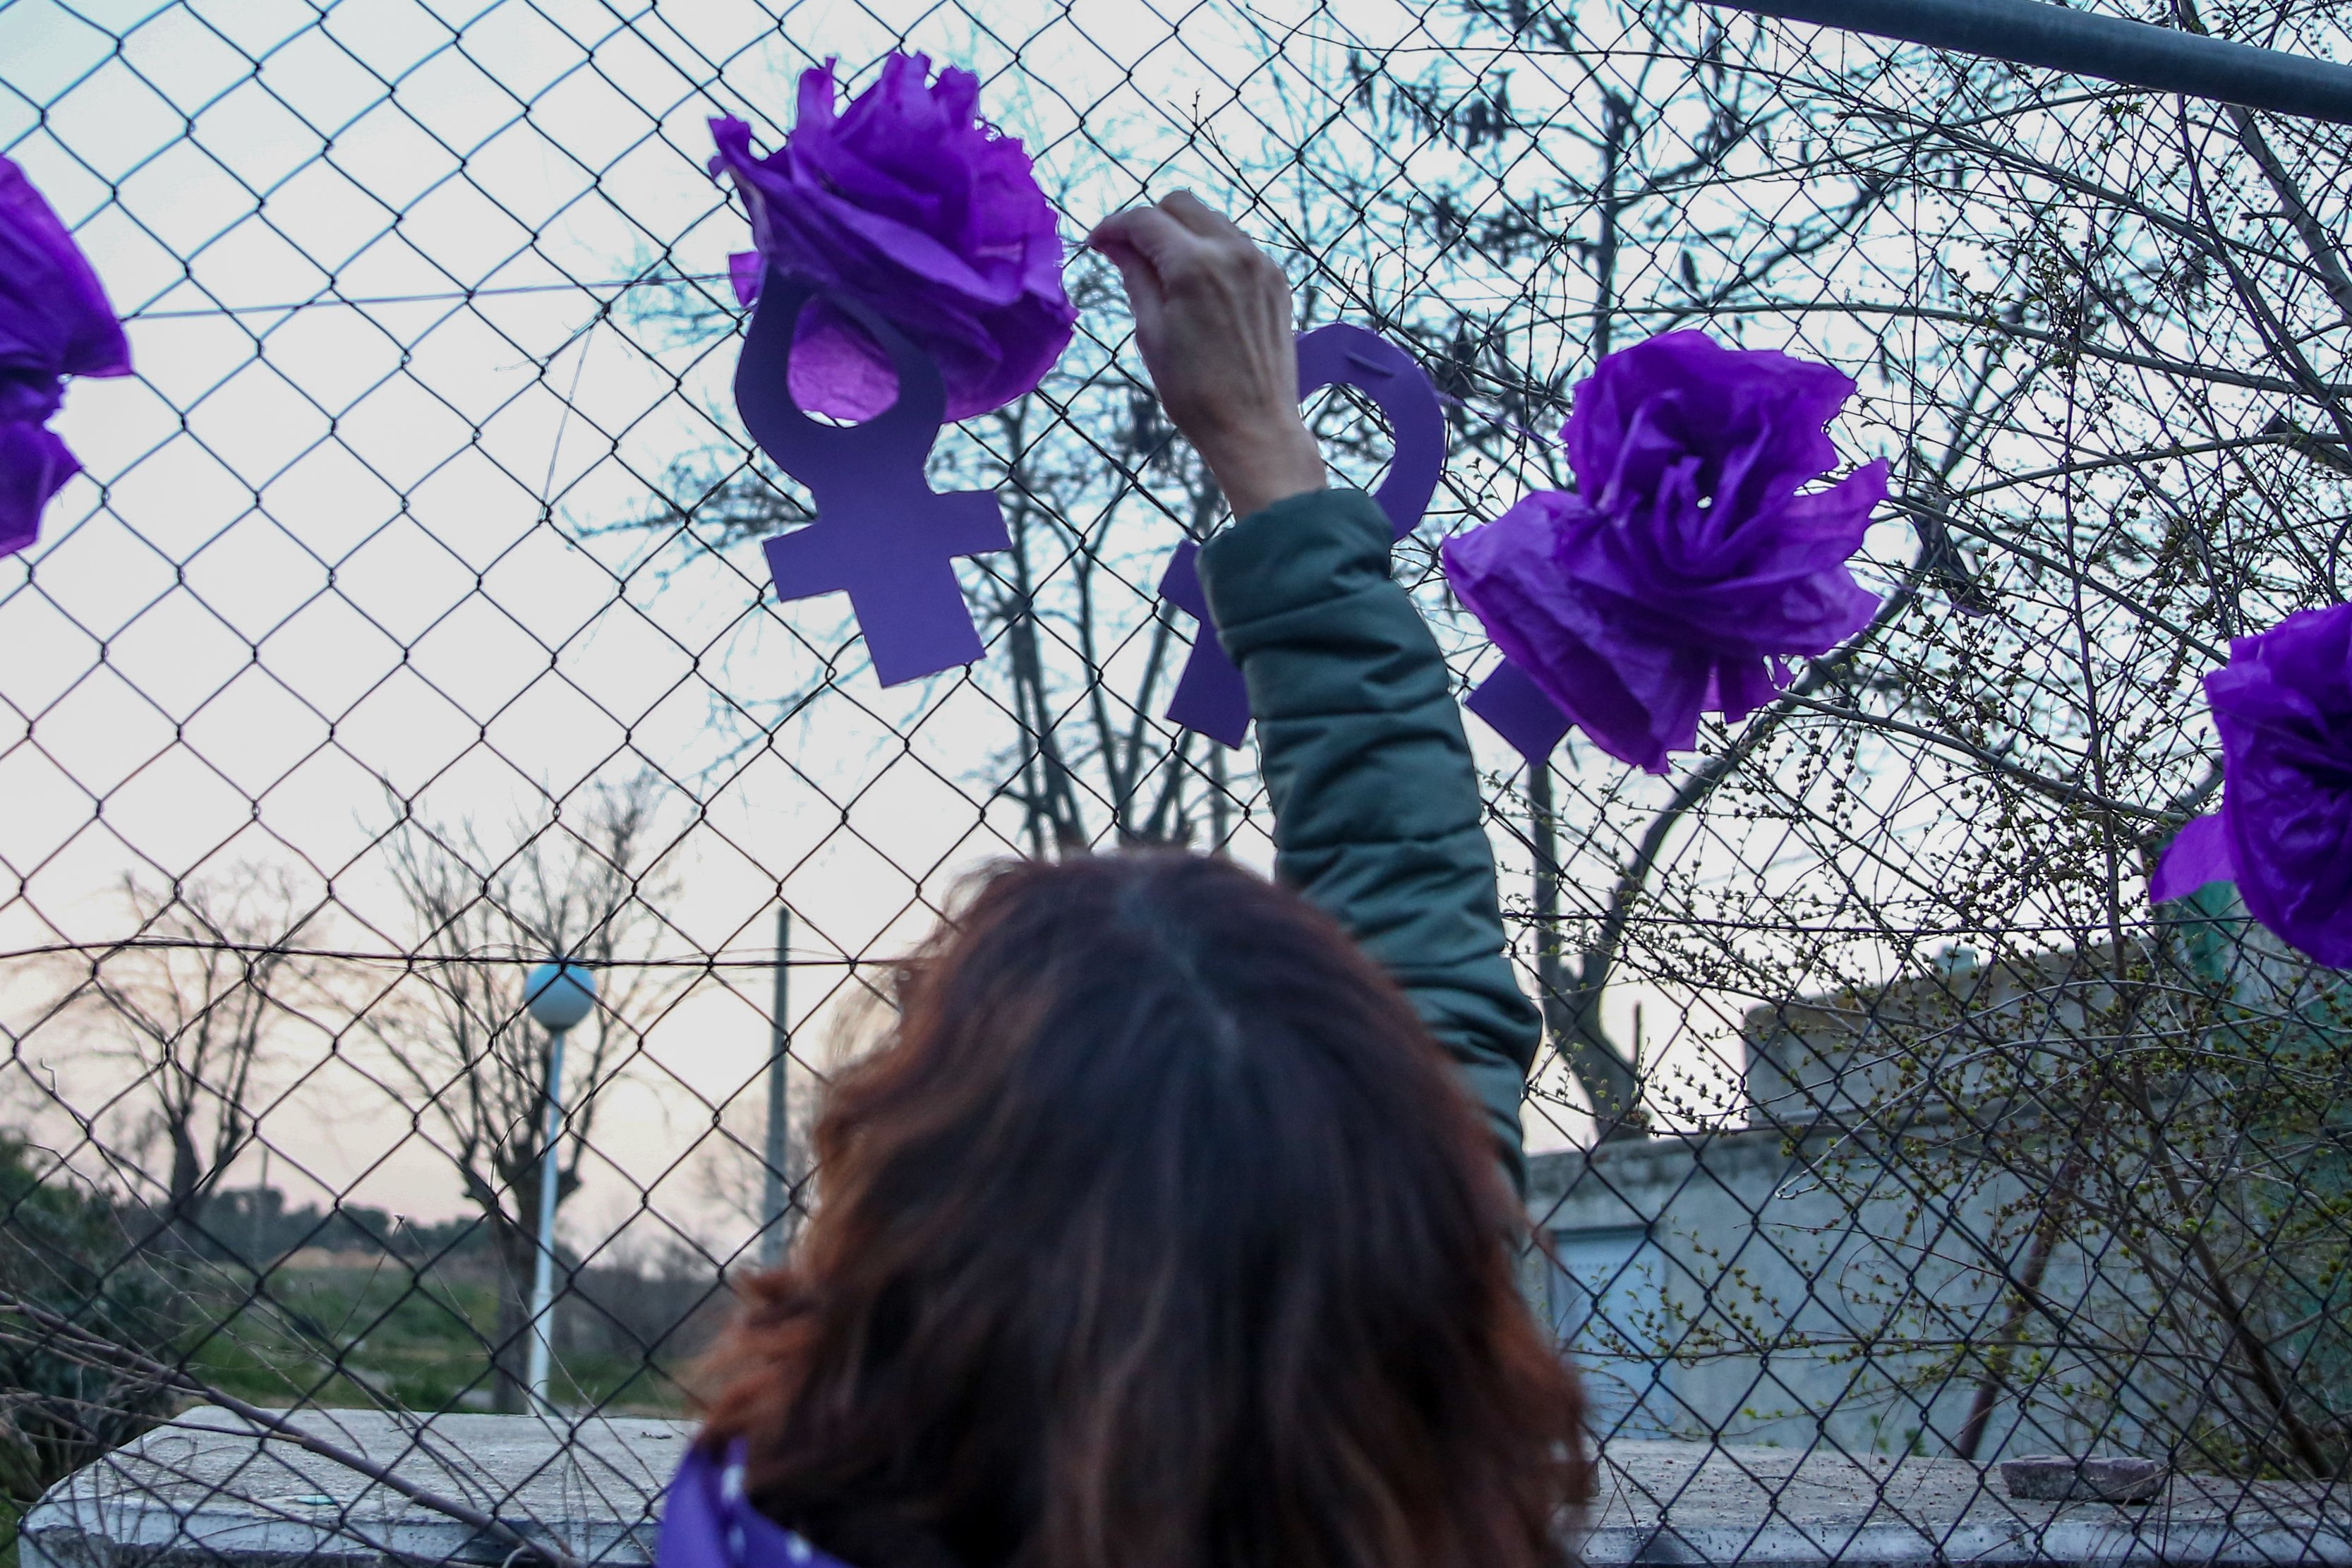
[1714,0,2352,121]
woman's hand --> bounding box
[1090,193,1325,519]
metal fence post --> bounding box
[761,906,792,1267]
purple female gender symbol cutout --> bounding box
[736,265,1010,687]
[1160,322,1447,747]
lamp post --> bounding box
[523,960,595,1414]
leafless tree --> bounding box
[960,266,1241,854]
[65,869,325,1253]
[1239,0,1924,1132]
[354,772,685,1411]
[1371,0,2352,1470]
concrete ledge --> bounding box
[28,1409,2352,1567]
[1584,1440,2352,1565]
[23,1407,690,1568]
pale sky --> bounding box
[0,0,2066,1261]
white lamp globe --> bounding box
[524,963,596,1032]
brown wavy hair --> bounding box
[698,852,1588,1568]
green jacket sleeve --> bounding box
[1198,487,1541,1195]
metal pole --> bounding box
[1707,0,2352,123]
[526,1024,567,1411]
[761,905,792,1266]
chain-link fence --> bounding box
[4,0,2351,1560]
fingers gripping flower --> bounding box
[709,54,1075,423]
[1442,331,1888,774]
[2151,603,2352,970]
[0,156,131,557]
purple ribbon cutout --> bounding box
[2149,812,2233,904]
[737,266,1009,688]
[1462,659,1575,765]
[1161,322,1447,747]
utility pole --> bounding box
[761,905,792,1266]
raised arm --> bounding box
[1092,194,1541,1192]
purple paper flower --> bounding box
[709,54,1074,423]
[2150,603,2352,968]
[0,155,130,557]
[1442,331,1888,773]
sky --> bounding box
[0,0,2063,1262]
[0,0,1663,1260]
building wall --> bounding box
[1526,1129,2094,1458]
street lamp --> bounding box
[523,960,595,1414]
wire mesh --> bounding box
[4,0,2351,1560]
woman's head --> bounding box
[700,852,1587,1568]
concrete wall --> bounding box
[1527,1128,2089,1458]
[1552,903,2348,1464]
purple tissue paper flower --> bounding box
[2150,603,2352,969]
[0,155,130,558]
[709,54,1075,423]
[1442,331,1888,774]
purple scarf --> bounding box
[657,1442,857,1568]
